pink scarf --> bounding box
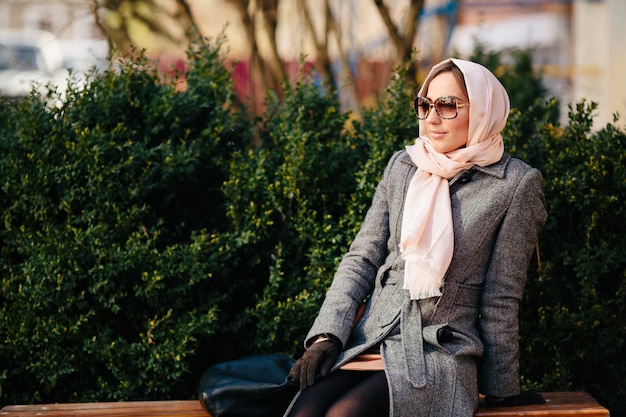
[400,58,510,299]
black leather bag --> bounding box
[198,353,299,417]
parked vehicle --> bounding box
[0,29,69,100]
[60,38,110,89]
[60,39,109,74]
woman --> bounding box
[285,58,547,417]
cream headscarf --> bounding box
[400,58,510,299]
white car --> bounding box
[0,29,69,100]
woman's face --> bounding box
[422,71,470,153]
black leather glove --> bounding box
[485,391,545,407]
[288,336,341,390]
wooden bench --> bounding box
[0,392,609,416]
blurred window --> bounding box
[0,45,40,70]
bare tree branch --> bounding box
[325,0,360,111]
[403,0,424,54]
[92,0,425,112]
[226,0,278,112]
[175,0,201,38]
[258,0,287,87]
[373,0,403,53]
[94,0,199,52]
[296,0,335,89]
[373,0,423,82]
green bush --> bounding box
[0,40,251,403]
[1,39,624,416]
[469,45,548,112]
[230,64,417,356]
[507,100,626,416]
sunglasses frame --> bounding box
[413,95,469,120]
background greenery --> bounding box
[1,38,624,416]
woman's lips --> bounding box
[429,130,447,139]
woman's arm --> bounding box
[478,166,547,397]
[304,152,403,348]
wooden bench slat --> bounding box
[0,400,207,417]
[475,392,609,416]
[0,392,609,417]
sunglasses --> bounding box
[412,96,469,120]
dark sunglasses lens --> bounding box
[415,97,430,119]
[434,97,458,118]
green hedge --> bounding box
[0,41,253,402]
[511,100,626,413]
[1,40,624,416]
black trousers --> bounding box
[288,370,389,417]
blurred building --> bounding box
[0,0,107,75]
[0,0,101,40]
[1,0,624,127]
[443,0,625,128]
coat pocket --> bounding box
[423,323,453,355]
[453,283,483,307]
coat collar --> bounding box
[473,153,510,179]
[399,150,511,180]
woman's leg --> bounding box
[326,371,389,417]
[288,370,389,417]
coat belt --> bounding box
[401,297,427,388]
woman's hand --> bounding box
[288,336,341,390]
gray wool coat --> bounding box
[284,150,547,417]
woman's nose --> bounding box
[426,106,441,123]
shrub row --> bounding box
[0,39,624,416]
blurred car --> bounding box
[61,39,109,73]
[60,38,110,89]
[0,29,69,100]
